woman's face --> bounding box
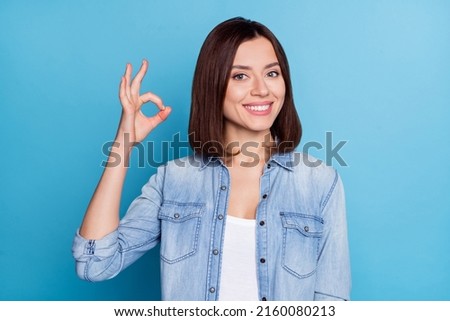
[223,37,285,140]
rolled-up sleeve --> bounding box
[72,165,166,282]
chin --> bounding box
[246,123,275,133]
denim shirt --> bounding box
[72,152,351,301]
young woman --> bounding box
[72,17,351,301]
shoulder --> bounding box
[160,154,213,183]
[288,152,342,203]
[288,152,345,214]
[295,152,338,182]
[277,152,338,184]
[164,154,205,172]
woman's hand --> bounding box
[117,59,171,144]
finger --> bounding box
[124,63,132,100]
[157,106,171,121]
[119,76,126,101]
[142,106,172,129]
[139,91,166,111]
[119,76,131,109]
[131,59,148,96]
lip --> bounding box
[242,101,273,116]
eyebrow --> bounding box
[231,62,280,70]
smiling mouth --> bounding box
[243,103,272,112]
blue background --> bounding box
[1,0,449,300]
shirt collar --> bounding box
[196,151,295,171]
[195,153,223,170]
[269,152,295,171]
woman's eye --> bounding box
[267,70,280,78]
[232,73,247,80]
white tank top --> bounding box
[218,215,259,301]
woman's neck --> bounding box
[223,129,275,167]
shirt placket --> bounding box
[205,164,230,300]
[256,161,272,301]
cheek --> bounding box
[267,81,286,106]
[225,84,248,104]
[275,80,286,99]
[223,86,241,117]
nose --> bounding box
[250,76,269,97]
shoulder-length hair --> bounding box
[188,17,301,157]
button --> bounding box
[218,214,224,220]
[259,220,265,226]
[262,194,268,199]
[87,240,95,255]
[261,297,267,301]
[304,226,309,232]
[209,287,216,293]
[267,163,271,169]
[174,213,180,219]
[220,185,227,191]
[213,249,219,255]
[260,258,266,263]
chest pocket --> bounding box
[280,212,324,278]
[158,202,204,264]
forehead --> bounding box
[233,37,278,64]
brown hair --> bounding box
[188,17,301,157]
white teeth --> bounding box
[244,104,270,111]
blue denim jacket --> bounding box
[72,152,351,301]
